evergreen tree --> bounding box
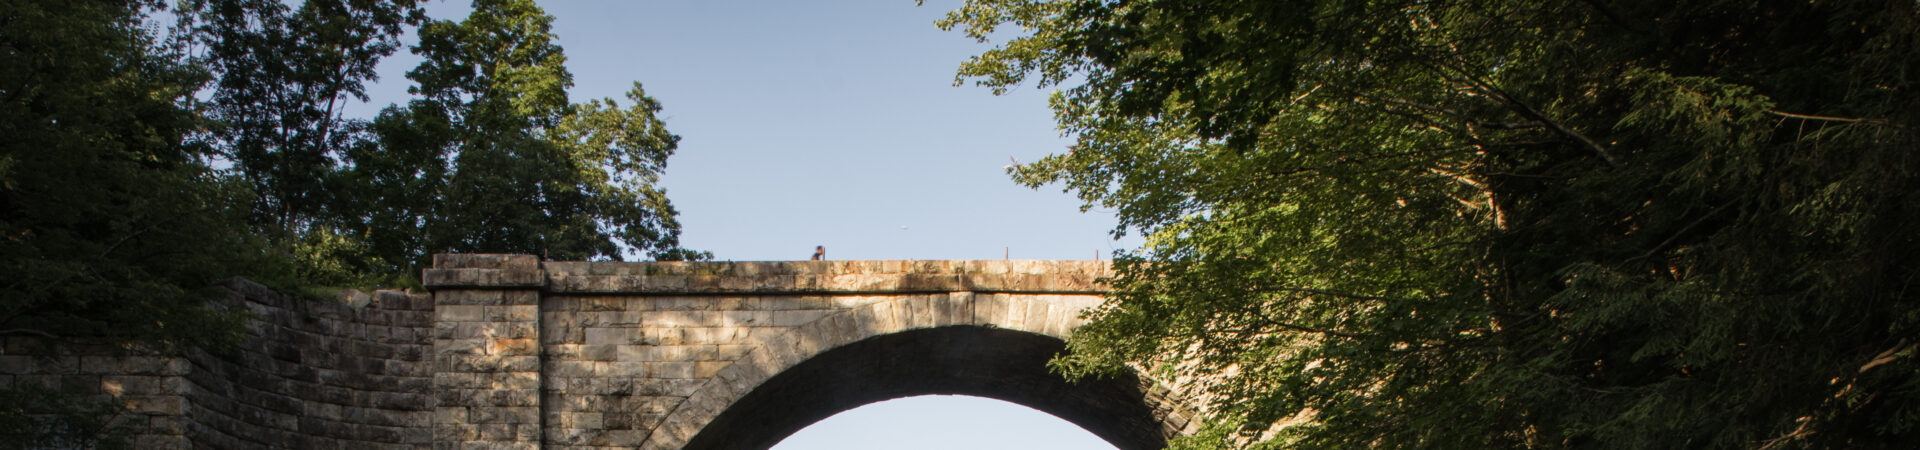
[940,0,1920,447]
[0,0,248,349]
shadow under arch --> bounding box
[681,325,1168,450]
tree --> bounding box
[939,0,1920,448]
[346,0,704,279]
[178,0,424,231]
[173,0,425,286]
[0,0,248,349]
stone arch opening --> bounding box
[679,325,1168,450]
[773,395,1118,448]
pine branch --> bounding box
[1625,198,1740,264]
[1767,110,1903,129]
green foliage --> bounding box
[345,0,706,277]
[167,0,430,289]
[1,0,704,353]
[1166,419,1286,450]
[946,0,1920,448]
[176,0,425,233]
[167,0,705,286]
[1,0,250,350]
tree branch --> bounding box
[1768,110,1901,128]
[1413,55,1622,166]
[1262,286,1436,306]
[1473,81,1621,166]
[1625,198,1740,264]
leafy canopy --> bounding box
[355,0,706,273]
[1,0,706,348]
[1,0,249,350]
[171,0,707,287]
[172,0,428,288]
[941,0,1920,448]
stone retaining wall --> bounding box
[0,279,437,449]
[181,279,437,449]
[0,337,193,447]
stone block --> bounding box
[601,429,647,446]
[902,295,936,328]
[579,344,616,361]
[148,416,184,435]
[303,401,344,420]
[692,361,730,378]
[132,434,188,450]
[540,296,579,312]
[639,311,721,328]
[1043,303,1071,337]
[552,411,602,429]
[715,344,754,360]
[609,311,648,325]
[0,355,28,374]
[488,389,539,407]
[393,311,436,328]
[875,300,906,333]
[584,327,644,346]
[435,290,502,306]
[636,378,704,397]
[718,311,772,327]
[488,372,540,390]
[435,422,478,442]
[124,395,184,415]
[498,355,538,372]
[80,356,119,374]
[100,375,162,396]
[470,406,538,424]
[581,298,624,312]
[435,406,471,424]
[432,254,538,271]
[434,373,480,389]
[1001,295,1030,330]
[438,305,485,323]
[490,338,539,357]
[616,344,717,362]
[1025,301,1056,335]
[646,362,696,379]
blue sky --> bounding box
[356,0,1137,262]
[356,0,1133,448]
[772,395,1116,450]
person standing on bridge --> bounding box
[811,245,825,261]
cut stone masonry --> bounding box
[3,255,1205,449]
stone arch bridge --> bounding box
[0,254,1207,449]
[429,254,1202,449]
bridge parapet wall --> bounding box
[537,259,1110,294]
